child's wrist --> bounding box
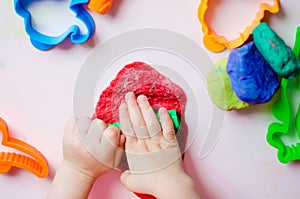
[60,160,98,183]
[47,160,97,198]
[155,174,199,198]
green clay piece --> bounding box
[108,121,121,129]
[207,58,250,110]
[108,109,180,131]
[266,27,300,164]
[156,109,180,130]
[253,22,300,79]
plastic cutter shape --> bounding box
[198,0,280,52]
[267,27,300,164]
[14,0,95,50]
[0,118,48,178]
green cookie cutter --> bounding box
[267,26,300,164]
[108,109,180,131]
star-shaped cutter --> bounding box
[14,0,95,50]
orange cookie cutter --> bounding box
[198,0,280,52]
[88,0,113,14]
[0,118,48,178]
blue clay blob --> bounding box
[226,41,279,104]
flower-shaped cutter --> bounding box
[198,0,280,52]
[14,0,95,50]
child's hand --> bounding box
[47,117,125,199]
[119,92,200,199]
[63,117,125,179]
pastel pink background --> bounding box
[1,0,300,198]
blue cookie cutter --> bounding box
[14,0,95,50]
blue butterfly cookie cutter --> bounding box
[14,0,95,50]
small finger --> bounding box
[137,95,161,138]
[159,108,176,142]
[119,103,137,142]
[125,92,150,139]
[64,117,78,133]
[119,134,126,147]
[99,126,121,167]
[114,134,126,167]
[75,116,92,135]
[86,119,107,143]
[102,126,120,147]
[64,117,79,140]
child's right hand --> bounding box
[47,117,125,199]
[63,117,125,179]
[119,92,200,199]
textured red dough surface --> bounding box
[95,62,187,199]
[95,62,187,124]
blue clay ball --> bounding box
[226,41,279,104]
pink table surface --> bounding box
[1,0,300,198]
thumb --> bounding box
[120,170,145,193]
[120,170,133,189]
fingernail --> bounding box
[105,127,119,139]
[137,95,147,103]
[95,119,105,127]
[125,92,135,102]
[159,107,167,116]
[119,103,127,111]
